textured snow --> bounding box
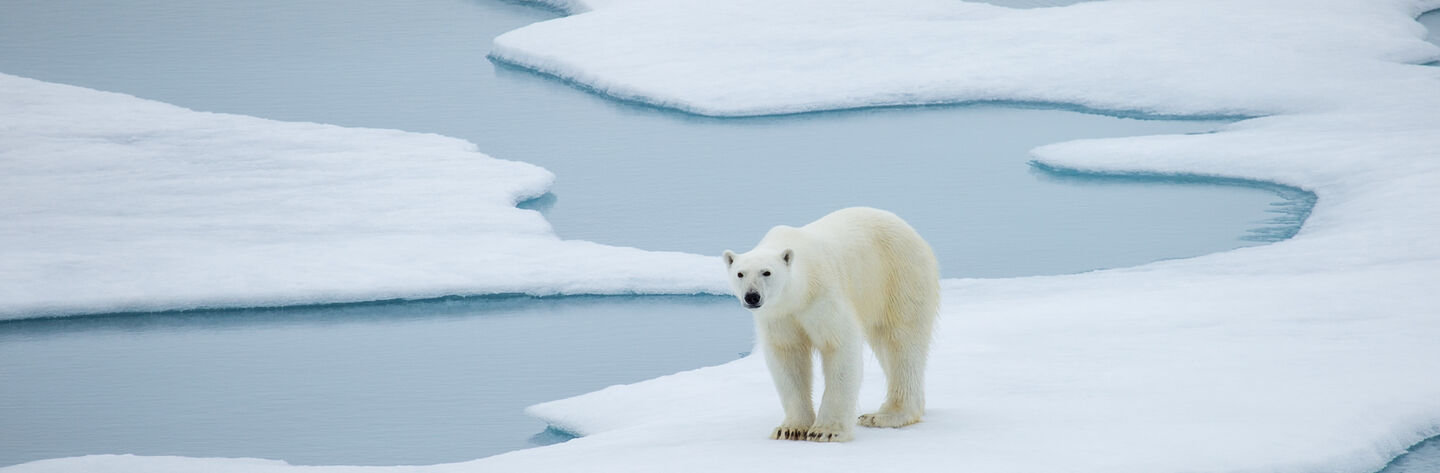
[0,74,722,320]
[5,0,1440,472]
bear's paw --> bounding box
[804,425,854,442]
[770,425,810,441]
[858,410,921,428]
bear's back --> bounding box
[803,208,938,311]
[803,207,926,258]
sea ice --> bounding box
[0,74,723,320]
[3,0,1439,472]
[491,0,1440,117]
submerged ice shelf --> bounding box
[1379,435,1440,473]
[1027,162,1318,243]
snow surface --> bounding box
[491,0,1440,117]
[6,0,1440,472]
[0,74,722,320]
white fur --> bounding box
[723,207,940,442]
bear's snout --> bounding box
[743,291,762,308]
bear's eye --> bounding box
[737,272,744,278]
[762,271,771,277]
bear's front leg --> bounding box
[809,338,861,442]
[763,342,815,440]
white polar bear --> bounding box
[724,207,940,442]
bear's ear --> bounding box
[723,250,736,267]
[781,248,793,266]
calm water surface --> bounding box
[0,0,1357,468]
[0,0,1296,278]
[0,296,748,466]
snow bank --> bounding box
[0,74,725,320]
[6,0,1440,473]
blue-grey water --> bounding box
[0,296,749,466]
[0,0,1388,469]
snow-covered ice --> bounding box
[491,0,1439,117]
[5,0,1440,472]
[0,73,722,320]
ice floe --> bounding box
[0,74,723,320]
[491,0,1439,117]
[4,0,1440,472]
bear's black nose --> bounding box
[743,291,761,307]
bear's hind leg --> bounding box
[859,326,929,428]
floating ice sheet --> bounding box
[4,0,1440,472]
[0,74,724,320]
[491,0,1440,117]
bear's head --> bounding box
[722,247,793,311]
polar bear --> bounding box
[723,207,940,442]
